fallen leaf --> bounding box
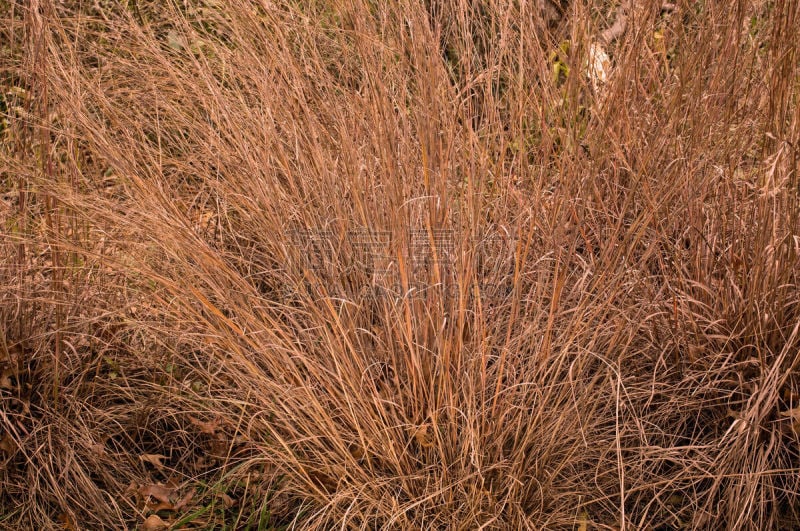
[587,42,611,94]
[193,455,210,470]
[1,344,23,363]
[208,436,230,458]
[166,30,186,52]
[0,433,16,455]
[780,406,800,421]
[15,398,30,415]
[0,368,14,390]
[147,500,175,513]
[57,512,76,531]
[142,514,169,531]
[140,453,168,469]
[124,481,139,499]
[779,407,800,434]
[193,210,216,229]
[219,492,237,508]
[410,424,434,448]
[138,484,175,505]
[348,443,365,460]
[577,509,589,531]
[173,490,195,511]
[667,494,685,506]
[189,416,221,435]
[89,442,107,457]
[308,471,337,491]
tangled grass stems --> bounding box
[1,0,799,528]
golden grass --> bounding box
[1,0,799,528]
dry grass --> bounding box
[1,0,799,528]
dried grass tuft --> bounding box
[1,0,799,528]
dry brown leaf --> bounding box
[208,436,230,458]
[57,512,77,531]
[89,442,107,457]
[348,443,365,460]
[140,453,168,469]
[577,510,589,531]
[189,415,221,435]
[410,424,434,448]
[14,398,30,415]
[193,209,216,230]
[779,407,800,434]
[124,481,139,499]
[308,471,337,490]
[138,484,175,504]
[1,344,23,364]
[0,368,14,390]
[193,455,210,470]
[780,406,800,421]
[667,494,685,506]
[142,514,169,531]
[147,500,175,513]
[0,433,16,455]
[219,492,237,508]
[172,490,195,511]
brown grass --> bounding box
[1,0,799,529]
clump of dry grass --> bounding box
[1,0,799,528]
